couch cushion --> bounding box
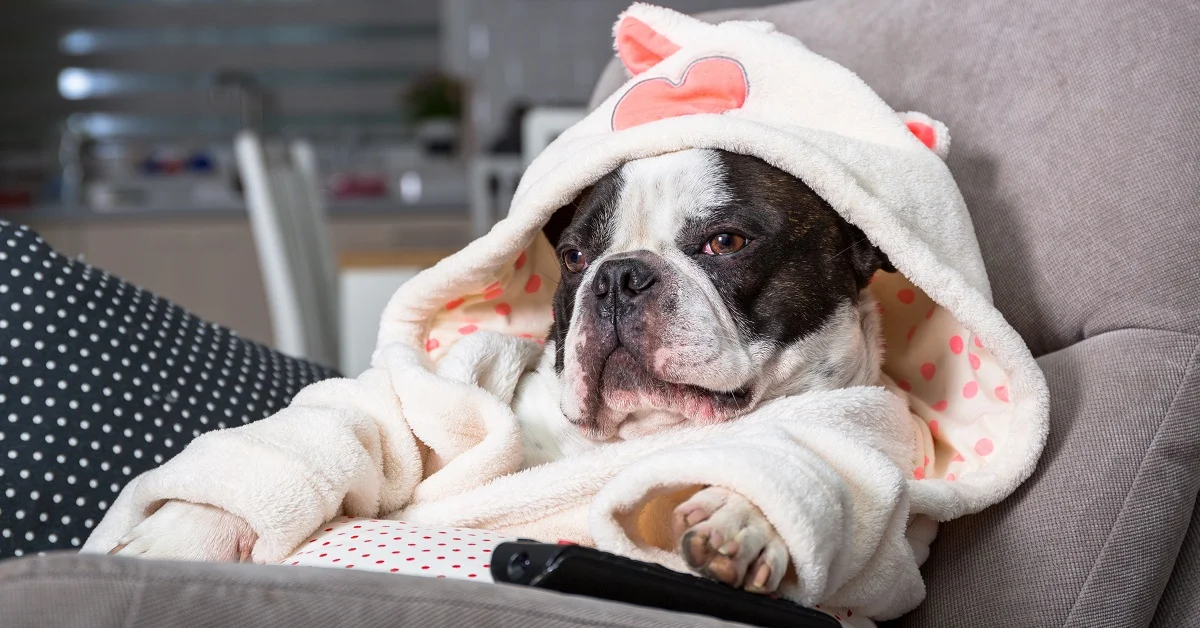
[590,0,1200,358]
[889,329,1200,627]
[1152,496,1200,627]
[0,553,751,628]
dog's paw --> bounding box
[673,486,789,594]
[108,500,258,562]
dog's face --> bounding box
[545,149,891,441]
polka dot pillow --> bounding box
[0,221,339,558]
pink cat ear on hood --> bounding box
[898,111,951,160]
[615,15,681,75]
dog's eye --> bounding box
[704,233,748,256]
[561,249,588,273]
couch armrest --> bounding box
[0,553,748,628]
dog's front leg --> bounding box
[109,500,257,562]
[672,486,791,594]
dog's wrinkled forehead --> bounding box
[561,149,732,254]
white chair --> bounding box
[466,106,586,238]
[235,131,339,367]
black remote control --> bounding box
[490,541,840,628]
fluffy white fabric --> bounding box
[85,4,1049,622]
[87,331,925,618]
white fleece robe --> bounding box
[85,4,1049,622]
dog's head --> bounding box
[544,149,893,441]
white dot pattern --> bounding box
[0,221,338,557]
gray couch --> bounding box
[2,0,1197,626]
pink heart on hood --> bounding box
[612,57,748,131]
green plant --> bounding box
[402,72,465,123]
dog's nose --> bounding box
[592,257,658,298]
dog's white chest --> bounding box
[512,358,594,469]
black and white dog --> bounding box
[113,148,891,595]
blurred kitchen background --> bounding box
[0,0,764,375]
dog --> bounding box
[111,148,892,595]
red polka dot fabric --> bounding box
[283,517,513,582]
[423,237,557,362]
[869,271,1013,484]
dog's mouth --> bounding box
[590,346,752,438]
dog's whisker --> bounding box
[824,237,867,262]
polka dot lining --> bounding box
[423,234,558,362]
[0,220,339,558]
[870,270,1014,484]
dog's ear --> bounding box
[542,185,591,247]
[845,224,895,288]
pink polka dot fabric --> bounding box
[869,271,1012,483]
[423,236,558,362]
[283,517,513,582]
